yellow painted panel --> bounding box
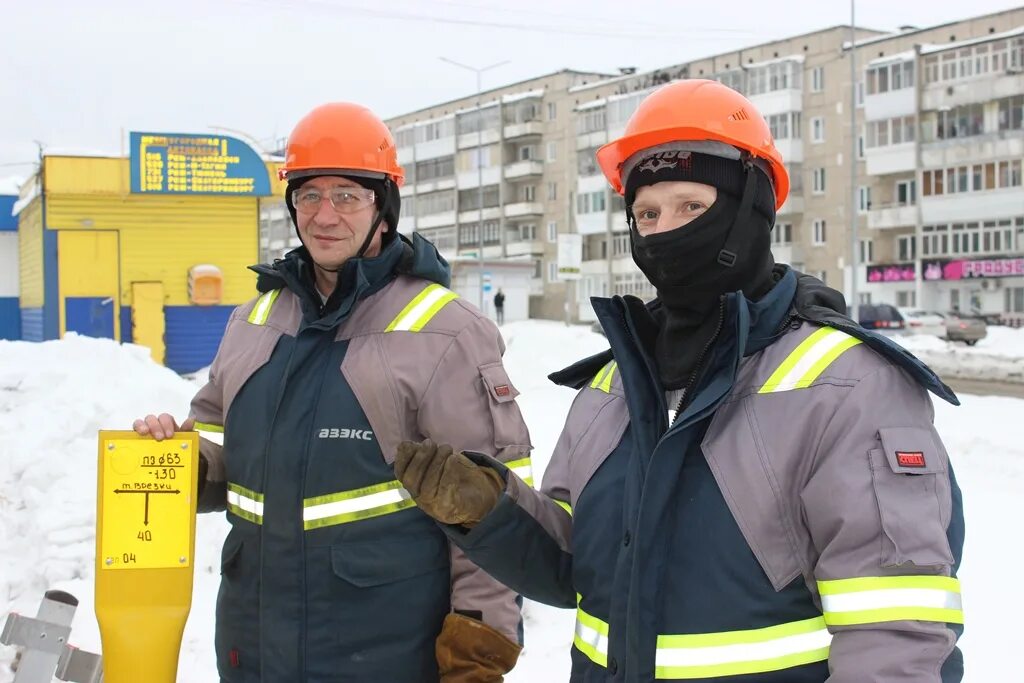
[132,282,166,365]
[44,157,286,199]
[44,156,125,194]
[45,194,258,306]
[95,430,197,683]
[17,199,44,307]
[58,230,120,338]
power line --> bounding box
[230,0,753,40]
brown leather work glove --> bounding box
[394,439,504,526]
[436,613,522,683]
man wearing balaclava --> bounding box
[394,81,966,683]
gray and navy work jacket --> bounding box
[189,234,532,682]
[450,269,965,682]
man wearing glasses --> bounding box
[133,102,529,682]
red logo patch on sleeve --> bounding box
[896,451,926,468]
[495,385,511,397]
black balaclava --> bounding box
[284,173,402,276]
[624,148,777,390]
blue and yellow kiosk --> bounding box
[16,133,284,372]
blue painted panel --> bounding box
[43,226,58,340]
[0,298,20,339]
[0,196,16,231]
[65,297,115,339]
[164,305,234,373]
[120,306,133,344]
[129,132,271,196]
[20,308,43,341]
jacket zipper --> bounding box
[671,298,727,426]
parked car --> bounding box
[931,311,988,345]
[858,304,905,333]
[898,308,947,337]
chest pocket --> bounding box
[702,397,803,591]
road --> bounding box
[941,376,1024,399]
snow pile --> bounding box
[1,325,1020,682]
[895,326,1024,383]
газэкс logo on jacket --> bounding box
[317,428,374,440]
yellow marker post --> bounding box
[95,431,199,683]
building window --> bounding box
[897,235,916,261]
[547,182,558,201]
[866,60,915,94]
[922,160,1022,196]
[896,179,916,205]
[812,167,826,194]
[816,270,828,285]
[518,145,537,161]
[923,37,1024,85]
[999,95,1024,131]
[859,238,874,264]
[547,221,558,242]
[576,108,607,135]
[811,66,824,92]
[523,185,536,202]
[896,291,917,307]
[546,141,558,162]
[811,117,825,143]
[866,116,915,148]
[548,260,558,283]
[532,259,542,279]
[415,156,455,182]
[812,219,826,245]
[417,190,456,216]
[772,222,792,246]
[856,80,865,107]
[576,190,607,214]
[458,185,500,211]
[1006,287,1024,314]
[857,135,865,159]
[858,186,872,213]
[547,102,557,121]
[936,103,984,140]
[859,292,872,305]
[921,217,1020,257]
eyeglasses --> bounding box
[292,187,376,215]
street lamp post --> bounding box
[439,57,509,313]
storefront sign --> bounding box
[129,132,270,196]
[924,257,1024,280]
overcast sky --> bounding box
[2,0,1022,181]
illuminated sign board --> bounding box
[130,132,270,196]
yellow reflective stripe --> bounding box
[302,480,416,530]
[247,289,281,325]
[553,499,573,516]
[654,617,830,679]
[226,482,264,525]
[385,283,459,332]
[818,576,964,626]
[590,361,616,393]
[759,327,862,393]
[506,457,534,487]
[574,598,609,667]
[193,421,224,433]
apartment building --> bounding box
[263,8,1024,324]
[858,10,1024,319]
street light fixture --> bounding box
[439,57,510,313]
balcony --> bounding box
[456,129,501,150]
[770,243,804,265]
[455,166,501,189]
[775,138,803,165]
[778,193,804,216]
[921,129,1024,168]
[415,137,455,161]
[411,177,457,195]
[865,143,916,176]
[504,202,544,218]
[457,206,502,224]
[867,203,917,230]
[864,87,916,121]
[504,160,544,179]
[922,70,1024,111]
[503,121,543,139]
[505,240,544,257]
[576,130,608,151]
[922,187,1024,223]
[576,211,609,236]
[417,212,456,230]
[747,88,802,117]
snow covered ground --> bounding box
[895,325,1024,383]
[1,323,1020,682]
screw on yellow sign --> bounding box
[98,432,196,570]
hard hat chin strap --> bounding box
[355,179,392,260]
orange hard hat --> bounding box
[279,102,405,187]
[596,80,789,209]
